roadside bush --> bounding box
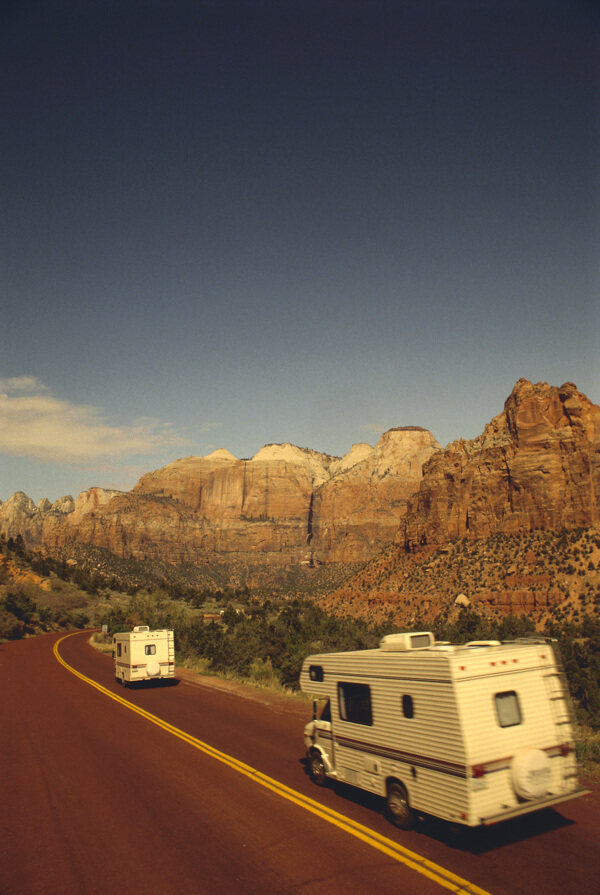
[176,599,377,690]
[0,608,26,640]
[3,589,38,623]
[545,615,600,729]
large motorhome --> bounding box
[300,631,588,829]
[113,626,175,685]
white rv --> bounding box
[300,631,588,829]
[113,626,175,685]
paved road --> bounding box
[1,632,598,895]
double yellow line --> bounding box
[54,632,491,895]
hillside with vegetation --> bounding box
[324,526,600,627]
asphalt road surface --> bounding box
[1,631,598,895]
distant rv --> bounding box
[300,631,588,829]
[113,626,175,686]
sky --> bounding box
[2,0,599,504]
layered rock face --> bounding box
[312,428,441,562]
[4,379,598,570]
[0,492,74,546]
[402,380,600,550]
[6,433,439,564]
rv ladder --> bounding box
[542,672,571,725]
[540,661,575,789]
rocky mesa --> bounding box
[0,429,441,566]
[402,379,600,551]
[1,380,598,575]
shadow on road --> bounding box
[417,808,573,854]
[299,756,574,853]
[120,678,181,690]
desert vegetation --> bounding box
[325,526,600,628]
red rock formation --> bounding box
[402,380,600,551]
[4,380,598,573]
[21,433,439,565]
[0,492,75,547]
[471,588,562,611]
[312,427,441,562]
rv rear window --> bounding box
[338,682,373,726]
[145,644,156,656]
[117,643,122,657]
[309,665,324,682]
[495,691,522,728]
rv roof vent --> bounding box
[133,625,150,632]
[380,632,434,651]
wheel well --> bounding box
[309,746,331,773]
[386,776,409,797]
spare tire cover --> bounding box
[511,747,552,799]
[146,660,161,677]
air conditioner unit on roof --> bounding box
[379,632,434,651]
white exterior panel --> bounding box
[300,636,586,828]
[113,628,175,684]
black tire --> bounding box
[386,782,414,830]
[309,751,328,787]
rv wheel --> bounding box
[386,782,414,830]
[309,751,328,787]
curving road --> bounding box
[1,631,598,895]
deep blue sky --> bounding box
[2,0,599,503]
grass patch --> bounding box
[88,632,114,655]
[575,724,600,775]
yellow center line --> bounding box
[54,632,492,895]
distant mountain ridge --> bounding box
[1,380,598,578]
[0,428,440,566]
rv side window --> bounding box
[402,694,414,718]
[309,665,324,682]
[338,683,373,726]
[495,691,522,728]
[117,643,121,657]
[145,644,156,655]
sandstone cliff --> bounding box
[402,379,600,550]
[312,428,441,562]
[0,492,74,546]
[3,379,598,575]
[4,431,439,565]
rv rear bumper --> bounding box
[480,787,590,826]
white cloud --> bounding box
[0,376,49,394]
[0,381,192,465]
